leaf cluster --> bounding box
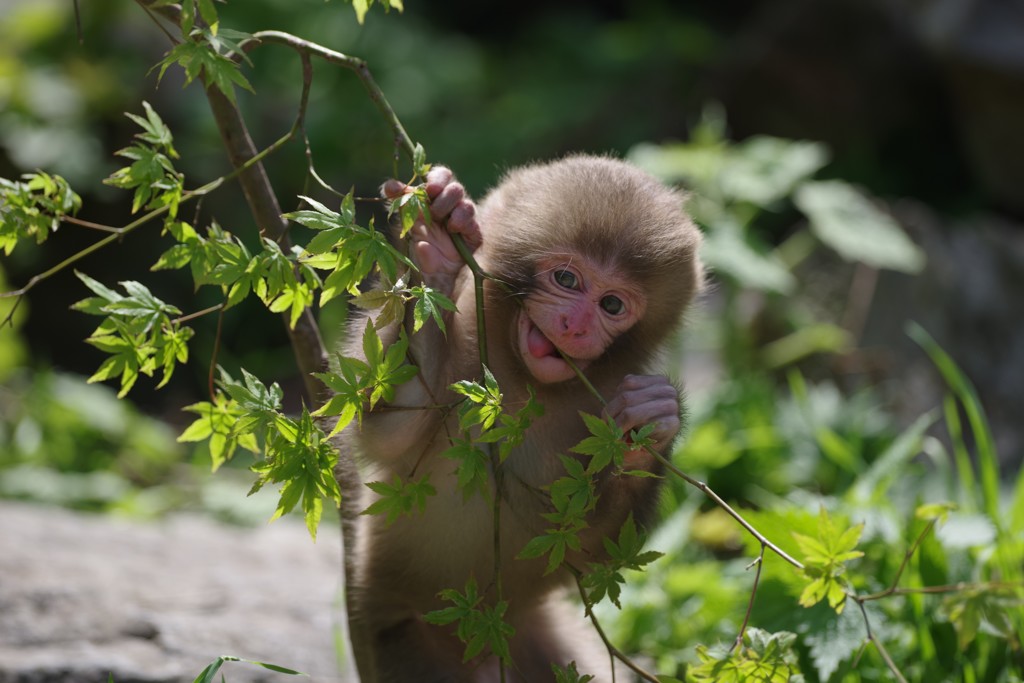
[290,194,412,308]
[689,629,805,683]
[0,172,81,255]
[73,272,193,398]
[437,369,544,502]
[793,508,864,614]
[179,369,341,539]
[103,102,183,217]
[314,320,419,435]
[580,514,663,608]
[424,579,515,666]
[153,1,254,106]
[519,413,653,577]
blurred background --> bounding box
[2,0,1022,494]
[1,0,1022,679]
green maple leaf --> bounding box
[312,355,371,437]
[156,39,253,104]
[362,474,436,524]
[452,366,503,431]
[793,508,864,614]
[517,520,586,575]
[410,285,457,336]
[570,412,630,474]
[440,436,490,501]
[178,393,259,470]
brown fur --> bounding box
[336,155,702,683]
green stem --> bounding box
[569,568,660,683]
[731,547,766,653]
[247,31,416,161]
[563,355,805,570]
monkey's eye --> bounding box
[554,269,579,290]
[600,295,625,315]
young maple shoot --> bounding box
[0,172,81,255]
[313,321,419,438]
[73,272,193,398]
[177,368,342,538]
[104,101,183,217]
[793,507,865,614]
[518,414,656,577]
[440,372,544,502]
[689,628,804,683]
[581,514,663,608]
[361,475,437,525]
[424,578,515,667]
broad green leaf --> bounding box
[795,180,925,273]
[761,323,851,368]
[701,217,796,294]
[721,136,829,206]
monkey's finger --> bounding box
[608,397,680,441]
[381,179,408,199]
[449,203,482,249]
[424,166,454,199]
[605,376,677,422]
[615,373,677,397]
[429,182,466,221]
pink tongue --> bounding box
[527,324,557,358]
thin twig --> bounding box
[208,303,226,401]
[0,204,169,300]
[243,30,416,160]
[857,518,936,601]
[562,357,804,569]
[853,598,908,683]
[731,547,766,653]
[570,568,660,683]
[62,215,124,233]
[173,303,224,325]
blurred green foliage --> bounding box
[605,123,1023,680]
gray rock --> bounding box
[0,502,353,683]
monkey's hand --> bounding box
[382,166,481,296]
[604,374,681,463]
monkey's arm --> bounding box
[383,166,481,298]
[354,169,481,464]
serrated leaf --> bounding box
[411,285,457,336]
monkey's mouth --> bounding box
[516,311,588,384]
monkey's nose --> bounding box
[560,315,589,338]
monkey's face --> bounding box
[515,255,646,384]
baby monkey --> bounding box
[337,155,703,682]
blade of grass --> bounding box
[907,322,1000,524]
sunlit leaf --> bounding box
[795,181,925,273]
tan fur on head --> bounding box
[478,154,703,368]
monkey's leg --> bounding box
[361,613,474,683]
